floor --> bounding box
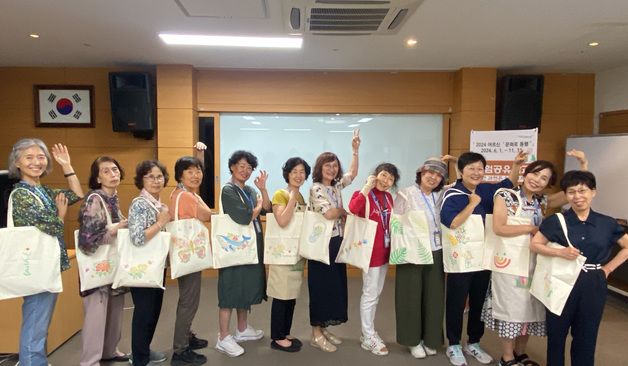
[2,276,627,366]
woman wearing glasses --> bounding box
[127,160,172,366]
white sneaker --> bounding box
[215,334,245,357]
[234,325,264,342]
[446,345,467,366]
[422,341,437,356]
[463,343,493,364]
[409,344,426,358]
[360,333,388,356]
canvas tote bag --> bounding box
[75,193,120,292]
[165,190,213,279]
[389,192,433,265]
[482,189,532,277]
[440,188,485,273]
[0,188,62,300]
[530,213,586,316]
[210,184,259,269]
[335,197,378,272]
[112,197,170,289]
[264,206,303,265]
[298,208,333,265]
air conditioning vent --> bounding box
[283,0,422,35]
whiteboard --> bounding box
[564,134,628,221]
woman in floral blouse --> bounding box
[8,138,83,366]
[127,160,172,366]
[77,156,129,366]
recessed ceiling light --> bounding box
[405,38,418,48]
[588,42,599,47]
[159,34,303,49]
[29,34,40,39]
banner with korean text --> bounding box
[470,129,538,183]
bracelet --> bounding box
[64,172,76,178]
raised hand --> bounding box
[441,154,457,163]
[194,141,207,152]
[51,144,72,167]
[513,150,529,165]
[566,149,588,169]
[254,170,268,191]
[352,129,361,152]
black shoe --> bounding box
[171,349,207,365]
[188,334,209,350]
[270,340,301,353]
[101,353,131,362]
[286,337,303,348]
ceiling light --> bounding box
[29,34,40,39]
[588,42,599,47]
[357,118,373,123]
[159,34,303,49]
[405,38,418,48]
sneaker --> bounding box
[463,343,493,364]
[150,350,168,363]
[188,333,209,350]
[171,348,207,365]
[446,345,467,366]
[360,333,388,356]
[215,334,245,357]
[409,344,426,359]
[234,325,264,342]
[422,341,437,356]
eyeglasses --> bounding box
[235,163,253,172]
[566,188,591,196]
[143,174,165,182]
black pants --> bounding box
[445,270,490,345]
[546,269,607,366]
[271,298,296,340]
[130,286,164,366]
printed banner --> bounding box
[470,128,538,182]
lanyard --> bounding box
[28,184,55,211]
[419,190,439,228]
[369,190,391,248]
[231,183,254,207]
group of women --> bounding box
[6,133,628,366]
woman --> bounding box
[169,143,212,366]
[531,170,628,366]
[128,160,172,366]
[308,129,360,352]
[8,139,83,366]
[267,157,311,352]
[394,157,452,359]
[482,151,588,366]
[215,150,271,357]
[78,156,129,366]
[348,162,399,356]
[440,151,525,366]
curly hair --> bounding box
[133,160,169,190]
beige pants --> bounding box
[80,288,125,366]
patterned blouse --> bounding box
[78,190,123,255]
[309,173,353,237]
[497,186,547,226]
[128,196,160,246]
[11,182,81,271]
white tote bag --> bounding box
[112,198,171,289]
[165,191,213,279]
[264,210,303,265]
[389,192,433,265]
[482,189,532,277]
[335,198,378,272]
[530,213,586,316]
[75,193,120,292]
[210,185,259,269]
[298,209,333,265]
[0,189,62,300]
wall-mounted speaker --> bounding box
[109,72,155,139]
[496,75,544,130]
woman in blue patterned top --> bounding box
[8,138,83,366]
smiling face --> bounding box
[461,160,485,189]
[420,169,444,192]
[142,166,165,197]
[230,158,253,184]
[375,170,395,191]
[181,165,203,191]
[97,161,121,191]
[522,167,552,193]
[15,145,48,183]
[322,160,340,184]
[565,184,596,213]
[288,163,306,189]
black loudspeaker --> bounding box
[496,75,544,130]
[109,72,155,139]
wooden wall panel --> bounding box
[599,110,628,134]
[157,65,194,109]
[156,109,196,147]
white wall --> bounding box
[595,64,628,133]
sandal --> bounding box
[310,335,337,352]
[514,353,540,366]
[322,329,342,345]
[499,358,521,366]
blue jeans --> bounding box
[19,291,58,366]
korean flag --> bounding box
[39,89,91,123]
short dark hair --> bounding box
[524,160,557,187]
[312,152,343,184]
[134,160,169,190]
[228,150,258,174]
[88,156,124,190]
[457,152,487,171]
[373,162,400,188]
[282,157,311,183]
[415,170,445,192]
[560,170,596,192]
[174,156,204,183]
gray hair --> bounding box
[7,138,52,179]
